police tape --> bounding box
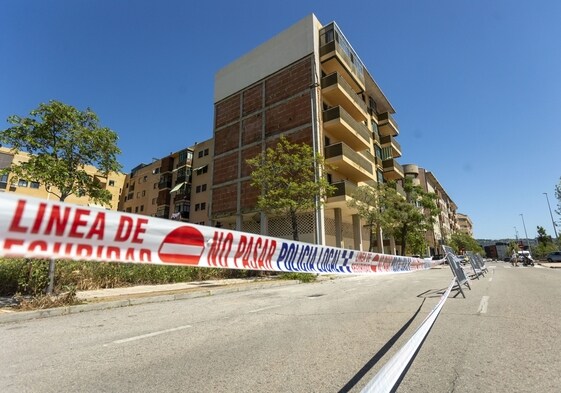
[361,278,456,392]
[0,193,444,275]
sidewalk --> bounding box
[0,277,304,324]
[538,262,561,268]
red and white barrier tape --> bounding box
[0,194,443,275]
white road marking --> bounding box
[248,305,282,313]
[489,277,493,282]
[477,296,489,314]
[105,325,192,346]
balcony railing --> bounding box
[329,180,358,199]
[173,192,191,203]
[325,142,375,182]
[321,72,367,121]
[322,106,371,150]
[380,135,402,157]
[158,180,172,189]
[319,23,366,91]
[378,112,399,137]
[382,158,404,180]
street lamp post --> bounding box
[520,213,531,253]
[543,192,559,241]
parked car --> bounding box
[546,251,561,262]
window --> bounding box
[201,202,206,210]
[179,149,189,163]
[142,190,146,197]
[195,203,200,211]
[109,180,115,186]
[377,170,385,184]
[203,148,209,156]
[196,185,201,193]
[201,184,207,192]
[196,165,208,175]
[152,198,156,205]
[135,206,139,213]
[140,205,144,212]
[30,181,40,189]
[198,151,203,158]
[0,173,8,190]
[137,192,141,198]
[18,179,28,187]
[126,207,132,213]
[152,168,160,174]
[153,183,157,189]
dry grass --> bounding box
[14,289,81,311]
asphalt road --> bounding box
[1,263,560,392]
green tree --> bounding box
[382,179,440,256]
[0,100,122,205]
[537,225,552,246]
[347,184,389,252]
[1,100,122,294]
[246,136,334,241]
[448,232,484,255]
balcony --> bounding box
[324,142,375,182]
[321,73,367,122]
[173,192,191,203]
[319,25,366,92]
[322,106,371,151]
[382,158,404,180]
[157,192,170,206]
[158,180,172,190]
[372,128,381,146]
[378,112,399,137]
[380,135,402,158]
[326,180,358,209]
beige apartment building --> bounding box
[119,148,194,220]
[456,213,473,236]
[0,146,125,209]
[190,139,213,225]
[402,164,459,255]
[211,14,403,250]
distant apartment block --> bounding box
[403,164,458,255]
[0,146,125,209]
[211,14,403,250]
[119,147,194,220]
[456,213,473,237]
[190,139,213,225]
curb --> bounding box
[537,261,561,268]
[0,279,301,325]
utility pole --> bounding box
[520,213,531,253]
[543,192,559,241]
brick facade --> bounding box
[212,55,314,219]
[215,93,240,129]
[213,151,239,184]
[214,122,240,155]
[212,184,237,214]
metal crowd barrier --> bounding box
[442,245,471,298]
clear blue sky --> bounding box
[1,0,560,240]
